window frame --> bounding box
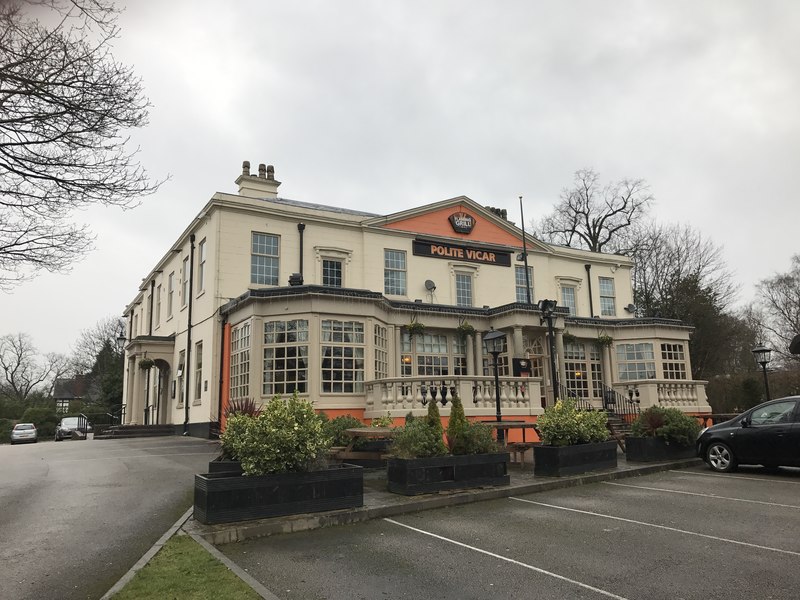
[384,249,407,296]
[515,265,534,303]
[251,232,280,286]
[181,256,189,307]
[262,319,309,395]
[197,239,207,294]
[599,276,616,316]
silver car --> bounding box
[10,423,38,444]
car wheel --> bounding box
[706,441,736,472]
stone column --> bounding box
[474,330,483,376]
[466,335,475,375]
[512,326,523,360]
[555,330,566,399]
[129,358,141,425]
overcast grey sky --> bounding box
[2,0,799,356]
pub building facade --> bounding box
[120,161,710,437]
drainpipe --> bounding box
[298,223,305,279]
[183,234,195,435]
[585,264,595,317]
[216,314,228,436]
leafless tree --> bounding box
[0,332,69,401]
[631,222,738,315]
[0,0,162,290]
[757,255,800,362]
[534,169,654,254]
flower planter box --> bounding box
[207,459,243,475]
[194,463,364,525]
[533,440,618,477]
[625,437,696,462]
[387,452,510,496]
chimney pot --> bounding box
[258,163,266,179]
[267,165,275,180]
[242,161,250,176]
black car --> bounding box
[697,396,800,472]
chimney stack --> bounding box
[236,160,281,198]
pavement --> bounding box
[184,451,703,546]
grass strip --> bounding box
[113,533,261,599]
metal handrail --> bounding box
[600,384,641,419]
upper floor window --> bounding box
[322,259,343,287]
[251,233,279,286]
[561,286,577,315]
[155,285,162,325]
[455,273,473,307]
[384,250,406,295]
[167,272,175,317]
[197,239,207,294]
[374,325,388,380]
[616,343,656,380]
[515,265,534,303]
[181,256,190,306]
[599,277,615,316]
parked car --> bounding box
[54,416,91,441]
[10,423,38,444]
[697,396,800,472]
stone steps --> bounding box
[94,424,175,439]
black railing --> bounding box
[558,385,594,411]
[600,384,641,421]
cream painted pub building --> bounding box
[120,162,710,437]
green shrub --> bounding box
[390,417,448,459]
[446,393,497,455]
[20,407,59,438]
[322,414,365,447]
[630,406,701,446]
[425,398,443,438]
[536,399,609,446]
[220,392,332,475]
[0,418,12,444]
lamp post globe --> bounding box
[751,345,772,401]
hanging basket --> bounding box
[138,357,155,370]
[405,321,426,337]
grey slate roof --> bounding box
[265,196,380,218]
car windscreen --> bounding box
[14,424,35,430]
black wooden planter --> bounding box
[194,463,364,525]
[207,459,243,475]
[533,440,618,477]
[625,437,696,462]
[387,452,510,496]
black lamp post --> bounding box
[752,345,772,401]
[483,329,507,444]
[116,328,127,425]
[538,299,560,404]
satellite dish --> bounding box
[425,280,436,291]
[624,303,636,313]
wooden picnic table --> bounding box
[334,427,396,461]
[481,420,540,466]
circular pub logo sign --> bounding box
[449,211,476,234]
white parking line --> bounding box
[49,452,219,463]
[385,518,629,600]
[602,481,800,509]
[670,469,800,485]
[510,497,800,557]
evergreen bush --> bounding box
[0,418,12,444]
[220,392,332,475]
[445,393,497,455]
[536,399,609,446]
[630,406,701,446]
[20,407,59,437]
[390,418,448,459]
[322,414,365,447]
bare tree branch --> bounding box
[534,169,654,253]
[0,0,164,290]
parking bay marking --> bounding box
[602,481,800,510]
[510,497,800,558]
[670,469,800,486]
[385,518,629,600]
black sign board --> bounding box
[412,239,511,267]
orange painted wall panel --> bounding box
[381,204,522,248]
